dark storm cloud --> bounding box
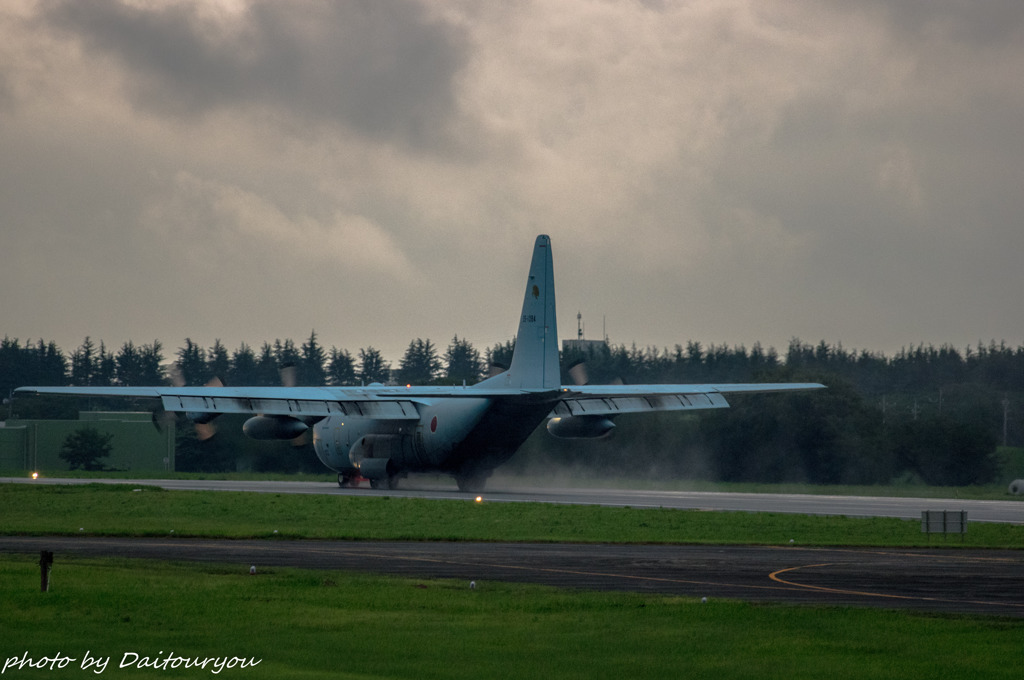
[42,0,469,148]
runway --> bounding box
[2,536,1023,618]
[5,476,1023,523]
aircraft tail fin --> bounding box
[479,234,560,391]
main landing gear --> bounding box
[336,471,402,489]
[337,472,365,488]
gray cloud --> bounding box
[2,0,1023,365]
[42,0,469,149]
[875,0,1024,46]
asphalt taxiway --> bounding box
[2,536,1022,617]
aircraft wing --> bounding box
[550,382,826,417]
[14,385,428,421]
[15,383,562,420]
[15,380,824,421]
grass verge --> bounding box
[2,483,1022,547]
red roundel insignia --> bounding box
[430,416,438,433]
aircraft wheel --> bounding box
[338,473,356,488]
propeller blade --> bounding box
[151,407,177,433]
[279,362,297,387]
[182,378,225,440]
[567,360,589,386]
[195,421,217,441]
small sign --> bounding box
[921,510,967,537]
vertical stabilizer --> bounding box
[500,235,560,390]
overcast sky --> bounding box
[3,0,1023,366]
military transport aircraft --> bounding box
[16,235,823,492]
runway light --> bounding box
[475,496,483,503]
[30,471,38,480]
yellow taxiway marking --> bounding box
[769,562,1024,611]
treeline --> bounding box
[0,332,504,396]
[3,333,1022,485]
[561,338,1024,394]
[563,338,1024,437]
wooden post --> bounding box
[39,550,53,592]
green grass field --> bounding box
[2,556,1021,680]
[2,481,1022,678]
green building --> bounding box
[0,412,174,473]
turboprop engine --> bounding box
[546,415,615,439]
[242,415,309,440]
